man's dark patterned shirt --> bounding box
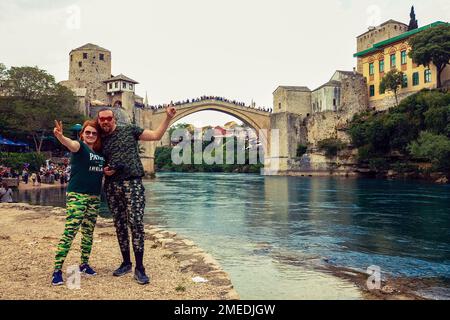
[101,125,145,182]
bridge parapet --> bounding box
[148,98,272,116]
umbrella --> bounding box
[70,124,82,131]
[0,136,18,146]
[0,136,29,147]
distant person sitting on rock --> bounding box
[0,182,13,203]
[51,119,105,286]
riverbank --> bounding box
[18,182,67,191]
[0,203,239,300]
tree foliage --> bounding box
[408,24,450,88]
[0,64,84,153]
[379,69,404,107]
[349,89,450,173]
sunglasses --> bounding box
[98,116,114,122]
[84,130,98,136]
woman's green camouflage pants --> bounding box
[54,192,100,270]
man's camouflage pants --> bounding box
[54,192,100,270]
[105,179,146,255]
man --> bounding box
[97,106,176,285]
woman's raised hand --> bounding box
[53,120,64,138]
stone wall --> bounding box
[369,91,415,111]
[306,73,369,147]
[273,86,312,116]
[269,112,304,172]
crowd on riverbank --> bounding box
[145,96,273,113]
[20,164,70,186]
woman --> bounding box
[0,182,13,203]
[51,120,105,286]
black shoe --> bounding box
[112,262,132,277]
[134,267,150,285]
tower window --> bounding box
[115,82,118,88]
[99,53,104,61]
[401,51,407,65]
[109,83,112,89]
[129,83,133,90]
[379,59,384,73]
[278,102,281,109]
[413,72,419,86]
[78,61,82,68]
[369,85,375,97]
[123,82,127,89]
[425,69,432,83]
[402,74,408,88]
[83,53,87,59]
[390,54,396,68]
[70,55,73,62]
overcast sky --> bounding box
[1,0,448,127]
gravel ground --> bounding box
[0,204,230,300]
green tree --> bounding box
[379,69,404,107]
[408,24,450,88]
[5,66,56,100]
[0,65,83,153]
[408,131,450,171]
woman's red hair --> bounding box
[79,120,102,153]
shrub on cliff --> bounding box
[408,131,450,172]
[349,89,450,169]
[296,144,307,157]
[317,139,346,157]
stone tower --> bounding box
[66,43,111,104]
[69,43,111,82]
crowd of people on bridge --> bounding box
[146,95,273,113]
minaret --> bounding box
[408,6,418,31]
[144,91,149,107]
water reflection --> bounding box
[13,187,67,207]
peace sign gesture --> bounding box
[53,120,64,138]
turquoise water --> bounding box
[142,173,450,299]
[16,173,450,299]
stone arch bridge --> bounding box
[136,98,274,176]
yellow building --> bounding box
[354,21,450,110]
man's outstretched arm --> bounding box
[139,106,177,141]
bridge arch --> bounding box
[149,99,271,138]
[140,99,273,176]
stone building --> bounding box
[270,69,368,173]
[354,13,450,110]
[356,20,409,73]
[60,43,112,115]
[60,43,144,119]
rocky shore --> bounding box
[0,203,239,300]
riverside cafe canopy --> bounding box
[0,135,29,152]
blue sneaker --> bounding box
[52,270,64,286]
[79,263,97,276]
[134,267,150,285]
